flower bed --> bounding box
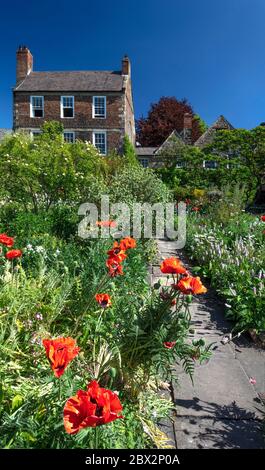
[186,212,265,334]
[0,228,210,449]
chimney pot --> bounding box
[122,55,130,76]
[184,112,193,129]
[183,113,193,145]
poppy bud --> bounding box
[109,367,117,378]
[153,282,161,290]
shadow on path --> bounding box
[174,397,264,449]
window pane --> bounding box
[94,133,106,154]
[32,131,41,140]
[63,97,73,108]
[94,97,106,117]
[62,97,74,118]
[31,96,44,117]
[140,158,149,168]
[204,160,217,169]
[64,132,75,143]
[32,97,43,108]
[34,109,43,117]
[63,108,74,118]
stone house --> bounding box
[136,114,234,168]
[13,46,135,154]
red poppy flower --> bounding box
[63,380,123,434]
[107,244,127,263]
[96,220,116,228]
[5,249,22,260]
[192,206,200,212]
[95,293,111,308]
[0,233,14,248]
[106,258,124,277]
[175,276,207,295]
[119,237,136,250]
[42,337,80,378]
[160,257,187,275]
[164,341,176,349]
[260,215,265,222]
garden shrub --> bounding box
[109,165,171,205]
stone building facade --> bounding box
[13,47,135,154]
[136,115,234,168]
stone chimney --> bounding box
[183,113,193,145]
[122,55,131,76]
[16,46,33,84]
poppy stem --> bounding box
[94,426,99,449]
[58,378,62,401]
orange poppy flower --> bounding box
[106,258,124,277]
[96,220,116,228]
[63,380,123,434]
[176,276,207,295]
[119,237,136,250]
[42,337,80,378]
[160,257,187,275]
[107,244,127,263]
[5,249,22,259]
[0,233,14,248]
[95,293,111,308]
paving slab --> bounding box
[173,352,263,419]
[174,417,264,449]
[233,338,265,397]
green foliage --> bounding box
[123,134,139,167]
[0,123,106,213]
[193,114,208,134]
[109,165,171,205]
[156,126,265,204]
[205,126,265,202]
[156,145,214,200]
[206,183,248,225]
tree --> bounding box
[123,134,139,167]
[0,121,106,213]
[136,97,205,146]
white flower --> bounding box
[35,246,45,253]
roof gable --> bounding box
[154,130,185,155]
[194,115,234,148]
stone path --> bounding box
[151,239,265,449]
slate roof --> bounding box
[135,147,157,156]
[194,115,234,148]
[14,71,124,92]
[154,130,185,154]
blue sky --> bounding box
[1,0,265,129]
